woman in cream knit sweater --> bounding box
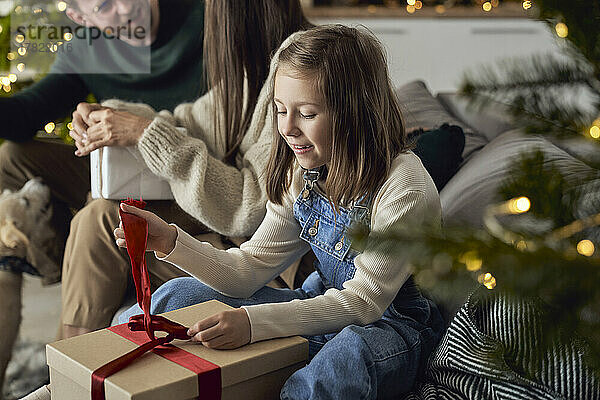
[58,0,313,341]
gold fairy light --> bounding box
[8,74,17,83]
[577,240,595,257]
[64,32,73,41]
[555,23,568,38]
[491,0,499,7]
[0,26,3,34]
[16,63,25,72]
[415,0,422,9]
[522,1,532,10]
[3,85,11,93]
[482,2,492,12]
[478,273,497,289]
[515,240,528,251]
[460,251,483,271]
[506,196,531,214]
[406,0,416,5]
[15,34,25,44]
[406,5,415,13]
[45,122,56,134]
[590,126,600,139]
[57,1,68,12]
[7,52,16,61]
[0,77,10,86]
[17,47,27,56]
[435,5,445,13]
[67,122,74,130]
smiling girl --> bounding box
[115,25,444,399]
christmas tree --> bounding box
[355,0,600,373]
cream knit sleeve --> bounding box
[136,88,272,237]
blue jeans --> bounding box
[118,276,442,400]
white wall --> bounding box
[313,18,564,93]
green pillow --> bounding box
[411,124,465,191]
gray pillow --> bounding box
[436,93,514,143]
[440,129,596,228]
[395,80,482,161]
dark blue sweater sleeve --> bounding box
[0,73,89,142]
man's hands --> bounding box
[187,309,251,350]
[70,102,152,156]
[114,203,178,255]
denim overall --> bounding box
[119,169,444,400]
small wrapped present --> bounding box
[90,147,173,200]
[47,300,308,400]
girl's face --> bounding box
[274,69,332,170]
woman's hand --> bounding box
[70,102,104,154]
[114,203,178,255]
[187,309,251,350]
[74,108,152,157]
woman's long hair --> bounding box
[267,25,410,208]
[204,0,312,165]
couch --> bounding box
[396,80,600,399]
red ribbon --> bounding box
[90,199,221,400]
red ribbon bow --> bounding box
[90,199,220,400]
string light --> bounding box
[15,34,25,44]
[67,122,74,131]
[7,52,16,61]
[406,0,416,5]
[16,63,25,72]
[482,2,492,12]
[478,273,497,289]
[0,77,10,86]
[577,240,595,257]
[522,1,532,10]
[491,0,499,7]
[415,1,422,9]
[64,32,73,41]
[406,5,415,13]
[459,251,483,271]
[3,85,11,93]
[435,5,446,14]
[515,240,528,251]
[17,47,27,56]
[555,22,568,38]
[57,1,68,12]
[590,126,600,139]
[44,122,56,134]
[507,196,531,214]
[8,74,17,83]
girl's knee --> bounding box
[150,277,218,313]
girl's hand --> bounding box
[187,309,251,350]
[113,203,178,255]
[75,108,152,156]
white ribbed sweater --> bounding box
[159,152,441,343]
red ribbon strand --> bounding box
[90,199,221,400]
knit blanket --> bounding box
[404,290,600,400]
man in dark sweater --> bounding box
[0,0,206,394]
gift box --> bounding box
[90,146,173,200]
[47,300,308,400]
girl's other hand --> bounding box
[187,309,251,350]
[113,203,177,255]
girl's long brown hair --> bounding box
[204,0,312,165]
[266,25,410,208]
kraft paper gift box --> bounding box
[90,146,174,200]
[47,300,308,400]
